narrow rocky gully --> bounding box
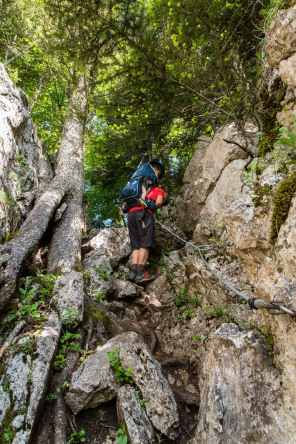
[32,225,203,444]
[3,4,296,443]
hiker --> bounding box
[120,159,166,284]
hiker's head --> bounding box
[150,159,165,179]
[151,164,162,177]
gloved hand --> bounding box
[148,200,157,213]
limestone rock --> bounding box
[0,63,53,243]
[83,253,116,298]
[0,313,61,443]
[67,332,179,440]
[264,5,296,67]
[66,336,124,414]
[192,323,283,443]
[180,125,251,233]
[51,271,84,322]
[145,275,172,305]
[82,228,131,267]
[259,165,284,187]
[179,136,211,232]
[193,158,246,243]
[226,195,272,251]
[116,279,139,299]
[117,385,156,444]
[119,334,179,440]
[279,53,296,87]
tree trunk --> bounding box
[47,77,87,273]
[0,75,88,308]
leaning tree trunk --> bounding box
[0,75,88,308]
[47,79,87,274]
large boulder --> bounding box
[117,385,156,444]
[264,5,296,68]
[66,335,125,414]
[51,271,84,322]
[0,63,53,243]
[180,123,257,238]
[82,228,131,268]
[66,332,179,440]
[0,313,61,443]
[192,323,284,444]
[119,334,179,440]
[279,53,296,87]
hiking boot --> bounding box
[135,270,156,284]
[128,268,138,281]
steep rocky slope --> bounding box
[1,4,296,444]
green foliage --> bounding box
[54,310,82,371]
[60,332,81,344]
[181,308,195,320]
[5,271,59,326]
[205,305,224,317]
[45,392,57,401]
[107,347,134,384]
[270,172,296,244]
[95,264,109,280]
[116,423,128,444]
[2,0,272,227]
[67,428,86,444]
[253,184,272,208]
[90,290,107,305]
[59,308,80,327]
[173,287,190,307]
[258,78,287,156]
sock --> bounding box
[138,264,145,272]
[131,265,138,272]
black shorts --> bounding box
[127,209,155,250]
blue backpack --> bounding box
[121,161,159,202]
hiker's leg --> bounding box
[132,249,140,265]
[138,247,149,265]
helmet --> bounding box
[150,158,165,179]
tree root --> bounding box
[0,320,26,358]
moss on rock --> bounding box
[270,172,296,244]
[258,77,287,156]
[253,185,272,207]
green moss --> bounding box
[258,78,287,156]
[270,172,296,244]
[253,185,272,207]
[84,306,112,338]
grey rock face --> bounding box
[66,332,179,440]
[116,279,139,299]
[65,334,136,414]
[0,313,61,444]
[119,335,179,440]
[82,228,131,268]
[264,5,296,67]
[51,270,84,322]
[0,63,53,243]
[117,385,156,444]
[192,324,284,444]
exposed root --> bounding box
[0,320,26,358]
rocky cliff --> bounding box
[1,5,296,444]
[0,64,54,244]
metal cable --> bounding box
[155,218,296,317]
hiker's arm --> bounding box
[156,195,165,208]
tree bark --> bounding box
[47,76,87,273]
[0,75,88,307]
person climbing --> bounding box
[119,159,167,284]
